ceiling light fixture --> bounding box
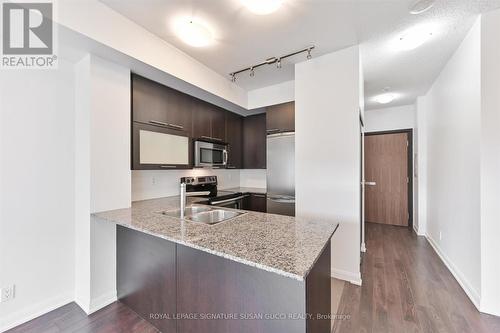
[229,45,314,82]
[174,18,214,47]
[241,0,284,15]
[374,88,397,105]
[409,0,435,15]
[393,24,436,51]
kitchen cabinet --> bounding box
[225,112,243,169]
[266,101,295,134]
[192,100,226,142]
[243,193,267,212]
[243,113,267,169]
[132,74,192,135]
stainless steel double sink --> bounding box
[159,205,246,225]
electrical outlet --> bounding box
[1,285,15,303]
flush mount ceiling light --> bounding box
[174,18,214,47]
[409,0,435,15]
[374,89,397,104]
[241,0,284,15]
[393,23,436,51]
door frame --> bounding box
[364,129,414,228]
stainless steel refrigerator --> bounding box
[266,132,295,216]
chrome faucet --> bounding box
[180,181,187,219]
[179,178,211,219]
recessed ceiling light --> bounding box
[409,0,435,15]
[241,0,284,15]
[393,24,436,51]
[174,18,214,47]
[374,93,396,104]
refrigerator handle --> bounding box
[267,197,295,204]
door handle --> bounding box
[364,181,376,186]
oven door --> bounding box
[194,140,228,168]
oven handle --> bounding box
[223,150,228,165]
[210,195,248,205]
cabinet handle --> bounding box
[159,165,176,169]
[267,128,280,134]
[252,194,266,198]
[149,120,169,127]
[166,123,184,130]
[227,166,236,169]
[201,135,223,142]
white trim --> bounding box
[413,224,425,236]
[88,290,117,314]
[361,242,367,252]
[0,292,73,333]
[425,235,481,309]
[332,269,362,286]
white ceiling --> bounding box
[100,0,500,110]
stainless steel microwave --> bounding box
[194,140,228,168]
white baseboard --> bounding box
[88,290,117,314]
[0,292,73,333]
[425,235,481,309]
[332,268,362,286]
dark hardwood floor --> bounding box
[5,301,158,333]
[333,222,500,333]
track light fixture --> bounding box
[229,45,315,82]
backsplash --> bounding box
[132,169,241,201]
[239,169,267,188]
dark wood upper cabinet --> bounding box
[211,107,226,142]
[266,101,295,134]
[192,100,212,139]
[192,100,226,142]
[225,112,243,169]
[132,74,192,135]
[132,74,169,125]
[164,88,192,136]
[243,113,267,169]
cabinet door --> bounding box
[132,74,169,125]
[266,101,295,134]
[244,193,267,212]
[225,112,243,169]
[243,113,267,169]
[211,106,226,143]
[165,87,192,135]
[192,100,212,139]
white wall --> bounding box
[74,55,131,314]
[479,9,500,316]
[0,60,76,331]
[295,46,361,284]
[364,104,415,133]
[417,20,482,306]
[132,169,240,202]
[58,0,247,109]
[247,80,294,110]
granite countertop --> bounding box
[93,196,338,281]
[222,187,267,194]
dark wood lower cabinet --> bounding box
[117,226,176,333]
[243,193,267,212]
[117,225,331,333]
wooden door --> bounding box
[192,100,212,139]
[210,106,226,142]
[365,133,409,226]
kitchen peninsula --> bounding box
[93,196,338,333]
